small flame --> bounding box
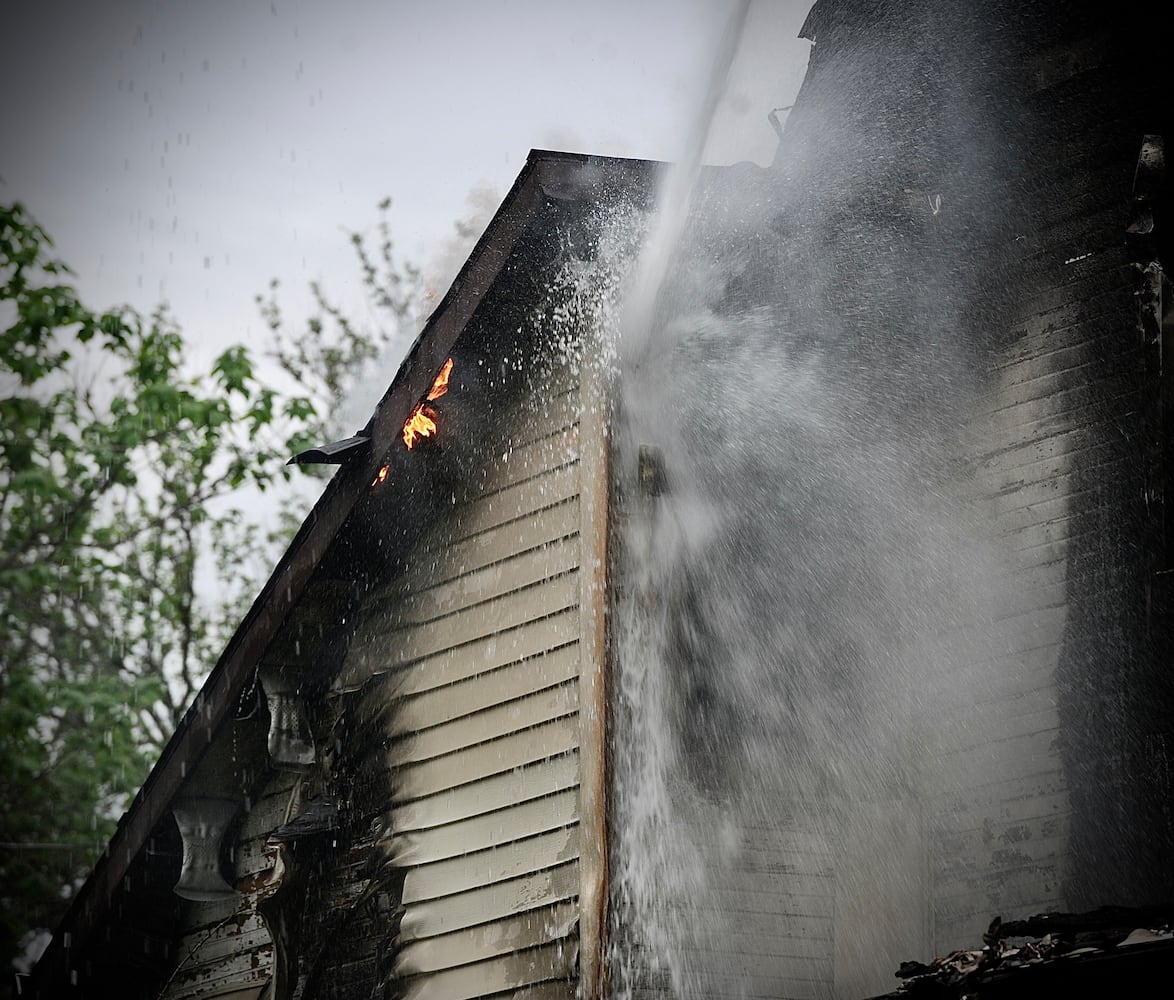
[402,405,438,450]
[371,464,390,487]
[402,358,454,450]
[427,358,454,401]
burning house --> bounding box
[25,149,657,1000]
[27,1,1171,998]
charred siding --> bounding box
[611,2,1167,995]
[157,771,299,1000]
[929,18,1168,948]
[294,360,600,1000]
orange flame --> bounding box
[402,405,438,449]
[427,357,453,401]
[402,358,454,450]
[371,464,390,487]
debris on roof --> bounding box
[886,904,1174,998]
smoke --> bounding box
[599,3,1029,997]
[605,217,1006,997]
[417,184,502,317]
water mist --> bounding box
[599,4,1028,998]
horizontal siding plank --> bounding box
[391,535,582,625]
[173,923,272,966]
[933,785,1070,842]
[450,462,581,542]
[511,984,576,1000]
[933,682,1060,730]
[715,891,835,921]
[502,387,580,445]
[921,647,1062,707]
[168,985,269,1000]
[984,438,1121,497]
[712,923,834,952]
[465,424,580,497]
[390,499,581,594]
[340,610,579,695]
[231,838,279,885]
[399,940,577,1000]
[991,496,1074,538]
[990,482,1071,522]
[393,753,581,829]
[933,819,1071,877]
[688,940,833,971]
[934,726,1062,779]
[394,901,579,977]
[709,875,836,904]
[1002,537,1071,570]
[361,573,579,670]
[929,766,1070,816]
[679,962,833,995]
[981,604,1067,641]
[994,315,1131,377]
[1001,518,1118,562]
[989,353,1125,412]
[935,891,1070,945]
[179,896,267,934]
[996,491,1139,544]
[173,905,268,938]
[722,850,836,878]
[390,643,581,728]
[391,718,580,802]
[932,788,1070,841]
[1019,199,1133,263]
[930,640,1064,697]
[977,421,1094,471]
[986,388,1139,447]
[515,365,580,408]
[989,579,1069,620]
[989,449,1135,517]
[388,681,579,763]
[736,836,834,869]
[165,950,272,999]
[398,861,581,942]
[226,774,299,873]
[934,857,1070,913]
[390,788,580,865]
[685,912,833,951]
[990,345,1129,408]
[402,825,580,904]
[998,286,1130,354]
[1011,260,1131,319]
[930,704,1061,758]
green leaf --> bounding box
[212,344,254,394]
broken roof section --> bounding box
[27,148,658,999]
[872,905,1174,999]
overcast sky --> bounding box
[3,0,812,392]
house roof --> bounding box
[28,148,658,998]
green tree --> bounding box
[0,200,418,978]
[256,195,420,449]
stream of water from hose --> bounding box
[595,4,1018,996]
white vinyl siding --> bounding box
[336,363,605,999]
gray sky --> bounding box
[3,0,812,387]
